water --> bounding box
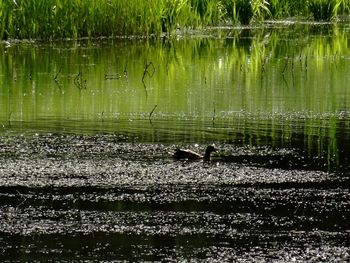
[0,24,350,261]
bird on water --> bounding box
[173,145,217,161]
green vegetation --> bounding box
[0,0,350,40]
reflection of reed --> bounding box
[74,67,86,90]
[142,62,155,82]
[149,105,158,124]
[142,62,155,99]
[54,66,63,89]
[0,27,349,170]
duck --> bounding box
[173,145,217,161]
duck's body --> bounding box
[173,149,203,160]
[173,145,217,161]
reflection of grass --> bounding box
[1,0,350,40]
[0,25,349,168]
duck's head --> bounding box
[206,145,217,153]
[203,145,217,160]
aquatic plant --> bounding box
[307,0,350,20]
[268,0,308,18]
[251,0,271,21]
[308,0,336,21]
[333,0,350,16]
[223,0,253,25]
[1,0,350,40]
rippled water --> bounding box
[1,24,350,261]
[0,134,349,262]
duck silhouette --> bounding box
[173,145,217,161]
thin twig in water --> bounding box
[54,66,62,81]
[54,66,63,89]
[142,64,147,83]
[142,62,155,83]
[142,62,155,99]
[149,105,157,122]
[142,81,148,99]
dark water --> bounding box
[1,24,350,261]
[0,134,349,262]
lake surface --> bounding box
[0,24,350,261]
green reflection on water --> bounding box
[1,25,350,166]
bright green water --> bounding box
[1,24,350,167]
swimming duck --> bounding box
[173,145,217,161]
